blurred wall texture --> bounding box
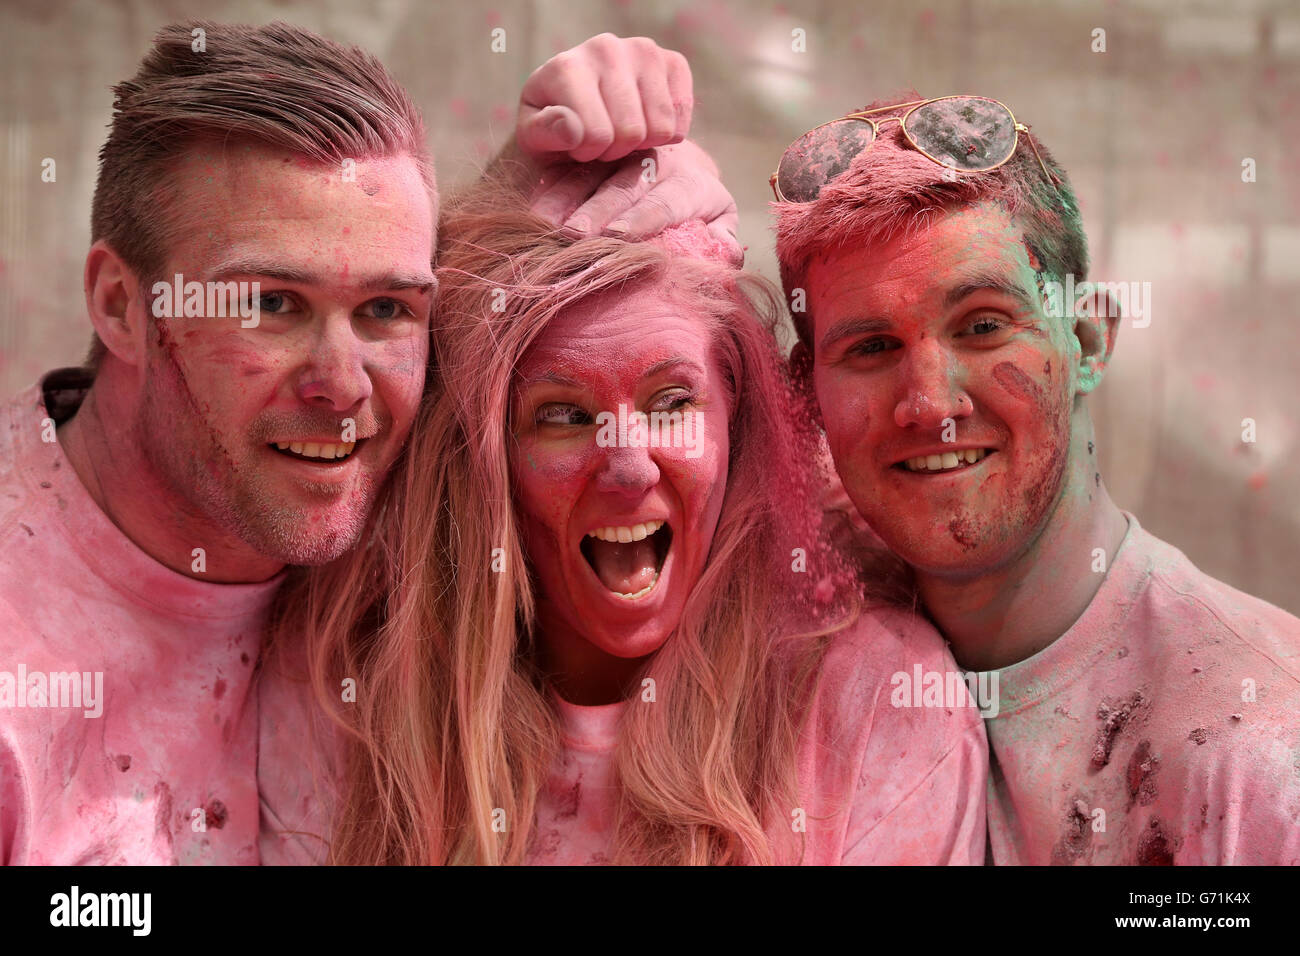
[1,0,1296,613]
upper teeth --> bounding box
[586,519,665,543]
[275,441,357,459]
[905,449,987,472]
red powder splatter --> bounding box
[947,516,980,551]
[153,782,174,842]
[1247,471,1267,491]
[205,799,228,830]
[555,780,581,819]
[1050,797,1093,865]
[1126,739,1159,807]
[992,361,1042,402]
[1091,691,1145,768]
[114,754,132,772]
[1136,817,1175,865]
[213,678,226,700]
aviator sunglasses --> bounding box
[770,94,1061,204]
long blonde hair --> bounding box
[272,165,889,865]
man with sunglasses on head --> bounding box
[773,93,1300,864]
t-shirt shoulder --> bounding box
[804,603,989,863]
[1144,532,1300,682]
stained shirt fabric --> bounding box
[983,513,1300,864]
[259,605,989,865]
[0,375,280,865]
[524,606,988,865]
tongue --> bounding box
[587,537,658,594]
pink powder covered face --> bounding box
[136,143,434,565]
[805,203,1078,577]
[510,278,730,669]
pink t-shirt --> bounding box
[0,376,281,865]
[259,606,988,865]
[984,513,1300,864]
[527,606,988,865]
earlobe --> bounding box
[84,240,148,367]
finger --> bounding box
[664,50,693,143]
[636,64,677,149]
[562,155,652,233]
[529,162,614,228]
[519,59,613,162]
[706,219,745,268]
[516,104,584,155]
[603,172,731,241]
[593,64,648,163]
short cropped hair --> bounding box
[86,20,433,371]
[774,91,1088,348]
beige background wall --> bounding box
[1,0,1296,614]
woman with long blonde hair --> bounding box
[262,163,987,865]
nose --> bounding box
[893,340,973,430]
[593,443,660,499]
[295,314,373,412]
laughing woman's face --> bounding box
[510,279,731,695]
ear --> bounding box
[84,240,151,368]
[789,340,825,429]
[1071,286,1120,395]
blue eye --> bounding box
[254,291,294,314]
[361,298,412,320]
[536,403,590,426]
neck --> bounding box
[917,427,1129,673]
[535,607,649,707]
[58,378,283,584]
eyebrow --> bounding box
[204,256,436,294]
[942,272,1037,312]
[819,317,892,353]
[819,273,1038,352]
[519,356,705,391]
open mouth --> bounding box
[268,439,363,463]
[895,448,994,474]
[579,519,674,600]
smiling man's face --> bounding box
[805,202,1083,578]
[136,142,435,565]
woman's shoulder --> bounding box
[816,601,960,692]
[804,601,985,764]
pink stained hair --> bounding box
[774,90,1089,349]
[269,162,909,865]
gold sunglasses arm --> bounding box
[1017,123,1062,188]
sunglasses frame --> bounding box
[769,94,1061,203]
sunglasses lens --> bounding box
[904,96,1016,171]
[776,119,875,203]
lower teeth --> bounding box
[613,573,659,600]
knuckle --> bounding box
[585,126,616,150]
[614,121,648,145]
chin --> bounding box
[584,622,673,661]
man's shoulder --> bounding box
[1133,524,1300,679]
